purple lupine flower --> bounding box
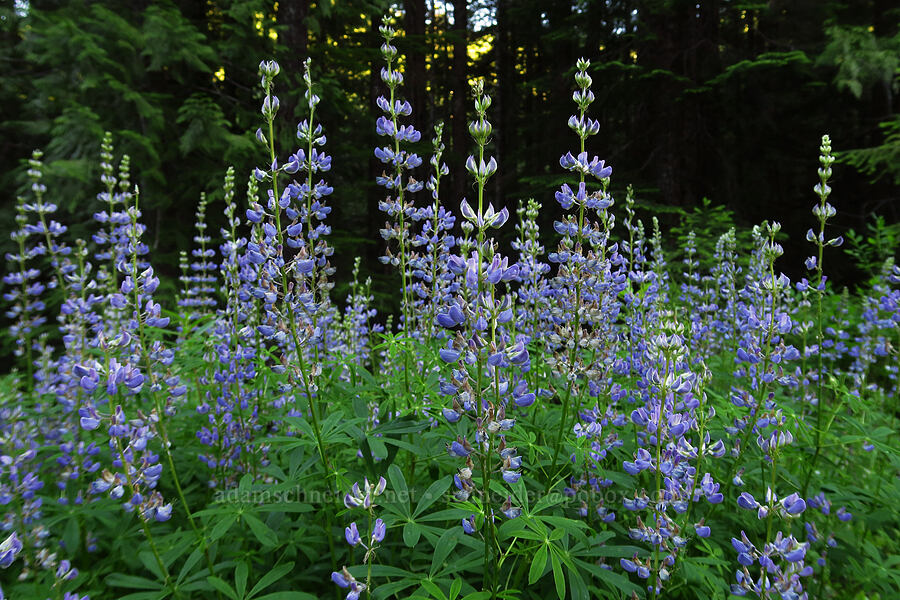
[374,20,423,332]
[776,492,805,516]
[461,515,477,535]
[502,470,521,484]
[344,477,387,509]
[620,556,639,573]
[345,522,361,546]
[442,407,462,423]
[448,440,470,458]
[331,566,366,600]
[332,570,351,588]
[550,61,630,562]
[500,496,522,519]
[428,79,535,541]
[512,198,552,355]
[0,533,22,568]
[176,192,217,327]
[371,518,386,543]
[404,121,458,340]
[72,184,181,523]
[615,310,727,588]
[737,492,759,510]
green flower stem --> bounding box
[262,70,339,592]
[263,90,331,480]
[126,191,218,587]
[382,42,413,403]
[802,142,834,497]
[680,374,709,542]
[550,71,595,478]
[651,356,672,600]
[13,205,34,393]
[760,455,778,600]
[709,228,779,523]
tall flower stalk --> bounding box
[4,195,43,391]
[548,58,613,474]
[434,80,532,598]
[375,17,423,400]
[802,135,841,496]
[513,198,550,392]
[251,59,330,477]
[410,121,454,338]
[93,133,133,301]
[177,192,217,326]
[75,186,178,585]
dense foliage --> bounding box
[2,0,899,316]
[2,9,900,600]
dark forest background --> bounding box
[1,0,898,314]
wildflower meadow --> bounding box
[2,11,899,600]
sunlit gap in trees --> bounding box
[426,0,495,32]
[13,0,29,18]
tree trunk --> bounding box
[279,0,309,124]
[638,0,694,207]
[450,0,468,206]
[403,0,427,138]
[494,0,512,209]
[280,0,309,58]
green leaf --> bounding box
[449,577,463,600]
[207,576,239,600]
[139,550,165,581]
[569,567,588,600]
[106,573,164,590]
[244,513,279,547]
[210,514,238,542]
[248,562,294,599]
[529,544,549,585]
[117,593,169,600]
[235,562,249,599]
[430,527,461,577]
[540,515,588,539]
[414,477,452,518]
[576,559,641,596]
[370,578,419,599]
[498,527,543,542]
[403,521,422,547]
[372,417,430,435]
[176,549,205,586]
[379,436,428,455]
[352,395,369,419]
[497,519,532,541]
[162,531,197,570]
[346,425,378,479]
[533,491,565,514]
[369,436,389,459]
[388,464,410,510]
[361,564,416,578]
[417,507,473,523]
[551,551,565,600]
[419,579,448,600]
[256,502,313,514]
[62,516,80,554]
[585,544,644,558]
